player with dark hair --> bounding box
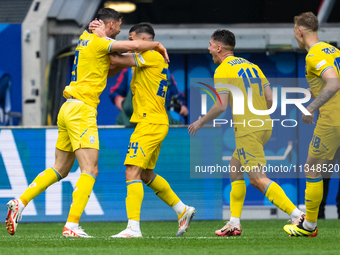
[284,12,340,237]
[189,29,303,236]
[96,22,196,238]
[5,8,169,238]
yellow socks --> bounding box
[146,174,180,207]
[264,181,296,215]
[230,180,246,218]
[66,173,96,223]
[19,167,62,206]
[305,177,323,223]
[126,180,144,221]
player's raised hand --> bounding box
[89,19,105,37]
[154,43,170,63]
[89,18,103,31]
[188,116,203,136]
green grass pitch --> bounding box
[1,220,340,255]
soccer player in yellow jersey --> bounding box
[106,23,196,238]
[189,29,303,236]
[284,12,340,237]
[5,8,169,237]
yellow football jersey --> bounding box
[129,50,169,125]
[63,30,115,109]
[215,56,272,137]
[305,41,340,126]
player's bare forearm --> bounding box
[200,104,226,126]
[307,84,340,113]
[109,53,136,67]
[264,86,273,109]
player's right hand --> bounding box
[154,43,170,63]
[89,19,105,35]
[188,116,203,136]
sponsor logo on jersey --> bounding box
[315,60,327,70]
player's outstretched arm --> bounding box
[109,53,136,67]
[110,41,169,62]
[303,67,340,124]
[188,93,229,136]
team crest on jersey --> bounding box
[137,53,145,64]
[90,136,95,144]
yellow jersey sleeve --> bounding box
[132,50,163,67]
[214,65,232,94]
[306,53,334,78]
[93,36,116,55]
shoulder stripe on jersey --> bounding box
[108,40,116,52]
[263,83,270,88]
[320,66,333,77]
[132,53,139,67]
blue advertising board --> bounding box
[0,127,222,222]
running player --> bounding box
[5,8,169,238]
[188,29,303,236]
[284,12,340,237]
[106,22,196,238]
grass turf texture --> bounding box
[1,220,340,255]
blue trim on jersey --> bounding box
[147,174,158,186]
[321,143,329,151]
[108,40,115,52]
[320,66,333,77]
[83,172,97,180]
[126,180,143,186]
[218,91,230,94]
[231,179,245,183]
[140,147,146,157]
[133,53,139,67]
[52,167,63,181]
[263,181,273,195]
[306,177,323,183]
[80,129,88,138]
[308,41,322,53]
[263,83,270,88]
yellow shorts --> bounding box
[124,122,169,169]
[56,99,99,152]
[308,124,340,160]
[232,130,271,169]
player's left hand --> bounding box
[154,43,170,63]
[188,117,203,136]
[302,108,315,124]
[89,19,105,37]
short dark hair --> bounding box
[211,29,236,50]
[129,22,155,39]
[96,8,122,24]
[294,12,318,32]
